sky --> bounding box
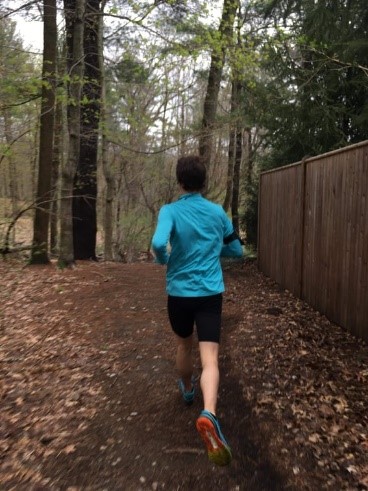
[12,1,223,54]
[14,17,44,53]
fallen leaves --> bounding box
[1,259,368,490]
[0,262,110,488]
[62,444,77,455]
[224,264,368,491]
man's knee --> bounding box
[199,341,219,362]
[177,334,193,353]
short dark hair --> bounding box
[176,155,206,192]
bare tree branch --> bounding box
[0,195,90,257]
[0,0,40,20]
[309,46,368,78]
[0,129,32,167]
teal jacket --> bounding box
[151,193,243,297]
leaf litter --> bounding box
[0,259,367,490]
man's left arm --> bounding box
[220,214,244,258]
[151,206,172,265]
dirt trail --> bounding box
[41,263,284,490]
[1,260,367,490]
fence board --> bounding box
[258,141,368,340]
[258,164,303,296]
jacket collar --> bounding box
[179,192,201,200]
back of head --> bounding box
[176,155,206,192]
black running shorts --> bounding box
[167,293,223,343]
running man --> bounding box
[151,155,243,466]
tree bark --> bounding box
[72,0,101,260]
[198,0,239,170]
[3,110,18,238]
[50,94,63,254]
[102,140,115,261]
[30,0,57,264]
[244,128,253,188]
[31,125,39,200]
[231,123,242,234]
[223,77,239,211]
[223,127,235,212]
[58,0,85,267]
[98,0,114,261]
[225,9,243,222]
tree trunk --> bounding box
[198,0,239,170]
[102,145,115,261]
[72,0,101,260]
[30,0,57,264]
[225,10,243,220]
[244,128,252,188]
[223,126,235,212]
[98,0,114,261]
[223,77,239,211]
[231,80,243,234]
[3,109,18,243]
[31,124,39,200]
[231,122,242,234]
[50,94,63,254]
[58,0,85,267]
[101,98,114,261]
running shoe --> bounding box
[196,410,232,466]
[178,377,195,405]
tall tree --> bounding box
[30,0,57,264]
[0,20,20,218]
[50,86,63,254]
[0,15,41,247]
[257,0,368,167]
[223,5,244,213]
[58,0,85,267]
[72,0,101,260]
[198,0,239,169]
[98,0,115,261]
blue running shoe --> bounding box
[196,410,232,466]
[178,377,195,405]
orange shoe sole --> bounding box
[196,415,232,466]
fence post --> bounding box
[299,156,308,299]
[257,176,262,269]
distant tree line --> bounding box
[0,0,367,263]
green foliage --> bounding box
[155,0,208,26]
[0,17,41,111]
[249,0,368,169]
[0,16,41,207]
[242,176,259,249]
[6,0,367,264]
[114,56,150,84]
[237,0,368,253]
[116,212,152,262]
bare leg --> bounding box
[198,341,219,416]
[175,334,193,391]
[196,339,231,465]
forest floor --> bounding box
[1,258,368,491]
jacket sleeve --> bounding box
[151,206,172,265]
[220,212,244,258]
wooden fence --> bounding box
[258,140,368,340]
